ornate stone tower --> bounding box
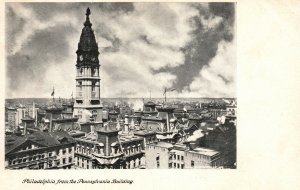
[73,8,102,123]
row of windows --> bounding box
[76,145,142,156]
[77,67,98,76]
[169,163,185,169]
[9,154,45,165]
[76,157,90,169]
[171,154,184,161]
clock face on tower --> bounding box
[91,56,96,61]
[79,55,83,61]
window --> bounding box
[169,163,172,168]
[57,160,60,166]
[62,149,66,155]
[49,161,53,167]
[91,68,96,76]
[39,163,44,169]
[49,152,52,157]
[62,158,66,164]
[181,164,184,169]
[156,154,160,168]
[191,160,194,167]
[92,82,96,92]
[181,156,184,161]
[69,157,72,163]
[92,110,97,119]
[79,81,82,90]
[68,148,72,153]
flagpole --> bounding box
[51,86,55,103]
[164,88,167,104]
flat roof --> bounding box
[188,147,219,156]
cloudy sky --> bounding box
[5,2,235,99]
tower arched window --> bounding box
[92,82,96,92]
[78,81,82,91]
[80,68,83,76]
[91,68,96,76]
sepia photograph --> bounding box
[4,2,236,170]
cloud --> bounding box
[5,3,235,99]
[180,39,236,98]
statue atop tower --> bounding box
[73,8,103,124]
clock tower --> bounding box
[73,8,102,123]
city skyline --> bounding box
[6,2,235,99]
[5,4,237,170]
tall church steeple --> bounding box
[73,8,102,124]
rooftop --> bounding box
[188,147,220,157]
[148,141,173,149]
[5,131,75,155]
[134,130,156,136]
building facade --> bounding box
[74,122,145,169]
[5,131,75,169]
[145,142,223,169]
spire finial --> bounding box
[86,7,91,17]
[84,7,92,27]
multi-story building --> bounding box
[204,120,236,168]
[5,131,76,169]
[74,122,145,169]
[119,106,134,118]
[73,8,103,123]
[169,144,223,169]
[7,107,17,129]
[143,101,157,116]
[145,141,223,169]
[226,100,237,116]
[145,142,173,169]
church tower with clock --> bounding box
[73,8,102,123]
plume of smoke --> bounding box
[186,129,204,142]
[128,99,144,111]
